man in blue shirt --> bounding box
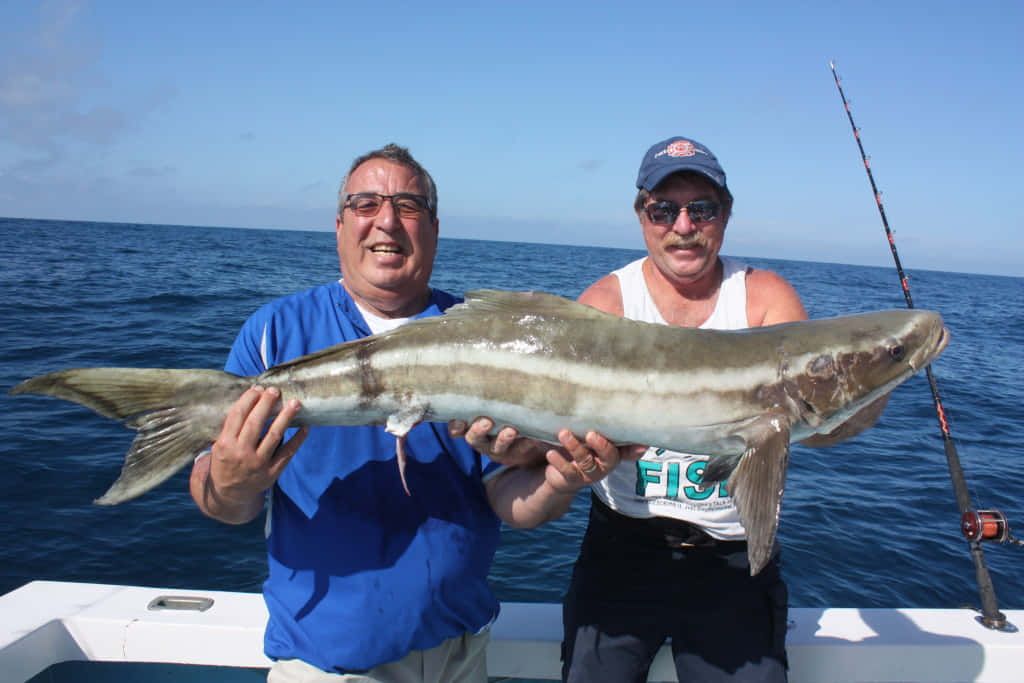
[188,143,630,682]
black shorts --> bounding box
[561,495,789,682]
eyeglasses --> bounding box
[644,199,720,225]
[344,192,432,218]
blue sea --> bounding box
[2,216,1022,613]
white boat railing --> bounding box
[1,581,1021,682]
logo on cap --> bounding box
[666,140,698,157]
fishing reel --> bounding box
[961,510,1024,546]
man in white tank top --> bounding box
[553,135,805,682]
[558,136,886,683]
[458,136,887,682]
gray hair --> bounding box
[337,143,438,218]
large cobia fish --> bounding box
[10,289,948,574]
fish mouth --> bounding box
[913,325,950,370]
[937,326,950,352]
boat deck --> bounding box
[2,581,1021,682]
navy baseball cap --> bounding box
[635,136,727,191]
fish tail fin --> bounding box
[10,368,251,505]
[721,411,792,575]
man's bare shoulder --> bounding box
[745,267,808,326]
[577,274,623,316]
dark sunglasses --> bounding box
[644,199,720,225]
[344,192,432,218]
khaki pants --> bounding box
[267,629,489,683]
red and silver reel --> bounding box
[961,510,1015,544]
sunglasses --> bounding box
[344,192,432,218]
[644,199,721,225]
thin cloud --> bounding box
[129,164,176,179]
[0,0,131,154]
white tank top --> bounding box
[591,256,750,540]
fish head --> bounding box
[782,309,949,434]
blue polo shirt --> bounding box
[225,281,503,672]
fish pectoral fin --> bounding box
[728,411,792,576]
[385,402,429,496]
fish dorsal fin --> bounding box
[270,290,615,373]
[446,289,615,322]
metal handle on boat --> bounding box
[147,595,214,612]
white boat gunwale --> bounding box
[1,580,1021,682]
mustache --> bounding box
[662,231,709,250]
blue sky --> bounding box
[2,1,1021,277]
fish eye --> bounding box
[888,344,906,361]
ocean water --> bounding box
[2,217,1022,613]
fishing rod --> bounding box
[829,61,1018,632]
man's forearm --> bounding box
[486,465,581,529]
[189,454,265,525]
